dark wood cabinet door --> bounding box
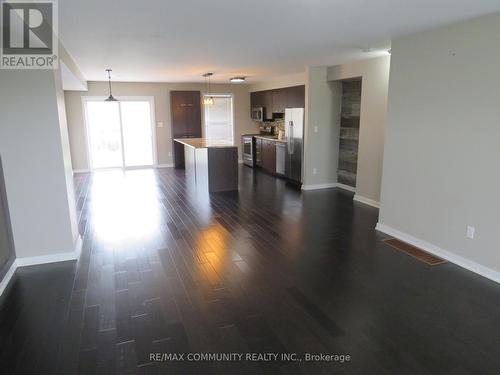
[269,141,276,173]
[272,89,287,114]
[171,91,199,136]
[262,141,269,170]
[251,91,265,108]
[263,91,274,120]
[173,141,185,169]
[187,102,202,137]
[170,91,201,168]
[171,91,199,107]
[286,85,305,108]
[255,138,263,167]
[262,140,276,173]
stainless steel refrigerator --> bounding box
[284,108,304,184]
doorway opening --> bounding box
[83,97,156,170]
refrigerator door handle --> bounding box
[287,121,294,154]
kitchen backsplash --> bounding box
[274,118,285,132]
[259,118,285,135]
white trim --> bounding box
[73,169,90,174]
[74,234,83,259]
[156,164,174,168]
[375,223,500,284]
[0,260,17,296]
[81,96,94,171]
[16,235,82,267]
[238,159,244,164]
[0,235,82,296]
[353,194,380,208]
[301,182,338,191]
[302,182,356,192]
[16,251,79,267]
[336,183,356,193]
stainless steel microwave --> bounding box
[251,107,264,121]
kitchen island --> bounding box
[174,138,238,192]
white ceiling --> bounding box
[59,0,500,83]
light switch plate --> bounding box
[466,226,475,239]
[157,122,163,128]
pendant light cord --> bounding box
[106,69,113,98]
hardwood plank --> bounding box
[0,167,498,375]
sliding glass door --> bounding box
[84,98,155,170]
[120,101,154,167]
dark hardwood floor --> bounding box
[0,166,499,374]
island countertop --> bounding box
[174,138,236,149]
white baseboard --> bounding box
[238,159,244,164]
[354,194,380,208]
[73,169,90,174]
[301,182,338,191]
[302,182,357,193]
[0,260,17,297]
[336,183,356,193]
[156,164,173,168]
[375,223,500,284]
[0,235,82,296]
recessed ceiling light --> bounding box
[230,76,245,83]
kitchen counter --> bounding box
[174,138,236,149]
[254,135,287,143]
[174,138,238,192]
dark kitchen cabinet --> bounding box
[250,86,305,121]
[263,91,274,121]
[250,91,265,108]
[286,85,305,108]
[170,91,202,168]
[255,138,263,167]
[272,89,287,114]
[261,139,276,173]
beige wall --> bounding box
[0,68,79,259]
[327,56,391,204]
[65,81,259,170]
[378,13,500,280]
[303,66,342,188]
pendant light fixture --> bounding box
[229,76,245,83]
[203,72,214,105]
[104,69,118,102]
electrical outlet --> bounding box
[157,122,163,128]
[466,226,475,239]
[313,167,317,175]
[168,152,172,157]
[314,126,318,133]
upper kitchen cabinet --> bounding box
[263,90,274,120]
[250,85,305,121]
[250,91,265,108]
[272,89,287,114]
[286,85,305,108]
